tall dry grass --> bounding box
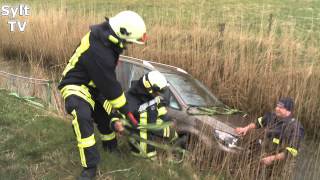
[0,7,320,179]
[186,124,320,179]
[138,22,320,137]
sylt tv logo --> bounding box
[1,4,30,32]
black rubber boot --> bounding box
[78,166,97,180]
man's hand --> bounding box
[261,152,286,166]
[114,120,124,134]
[235,123,256,136]
[235,127,249,136]
[260,156,275,166]
[261,152,285,166]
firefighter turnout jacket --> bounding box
[125,79,176,158]
[59,20,128,114]
[255,112,304,157]
[58,20,128,168]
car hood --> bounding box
[169,107,247,149]
[185,107,247,136]
[193,114,246,136]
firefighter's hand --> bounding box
[260,156,275,166]
[114,121,124,134]
[235,127,249,136]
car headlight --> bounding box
[213,129,239,148]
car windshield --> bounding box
[164,73,224,107]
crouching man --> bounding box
[235,97,304,178]
[110,71,177,159]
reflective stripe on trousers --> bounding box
[139,112,148,154]
[60,85,95,109]
[71,110,96,167]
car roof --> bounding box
[119,55,189,76]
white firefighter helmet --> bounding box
[109,10,147,44]
[143,71,168,93]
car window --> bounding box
[131,65,150,85]
[128,65,182,110]
[116,61,134,91]
[160,88,181,110]
[164,73,224,107]
[116,62,151,90]
[117,62,182,110]
[169,95,180,110]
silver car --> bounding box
[116,55,247,153]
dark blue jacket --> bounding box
[255,112,304,157]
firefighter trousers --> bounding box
[64,95,117,168]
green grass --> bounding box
[0,89,198,179]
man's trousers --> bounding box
[64,95,117,168]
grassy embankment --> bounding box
[1,0,319,136]
[0,89,198,179]
[1,0,320,179]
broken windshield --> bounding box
[164,73,224,107]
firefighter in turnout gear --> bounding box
[235,97,304,178]
[111,71,177,159]
[58,11,147,180]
